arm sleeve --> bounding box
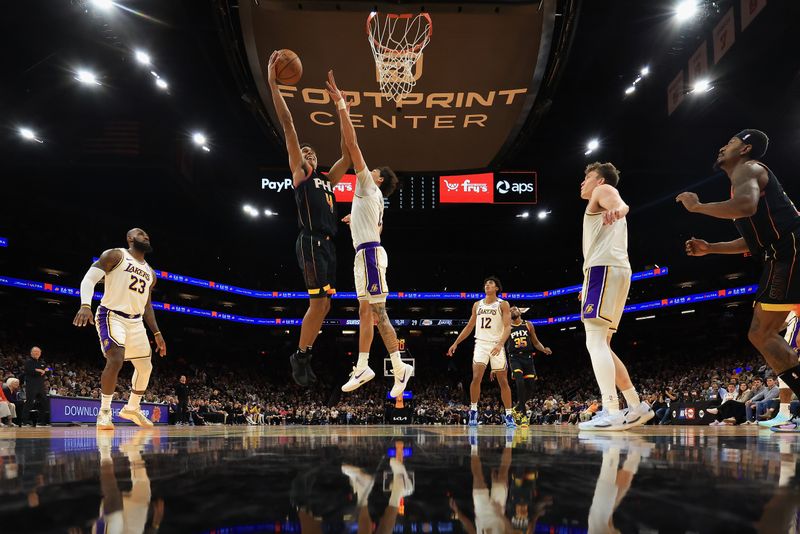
[80,266,106,306]
[355,168,377,196]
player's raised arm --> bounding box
[448,302,478,356]
[326,101,352,187]
[325,70,369,182]
[685,236,748,256]
[527,321,552,355]
[267,51,309,187]
[676,163,763,220]
[594,184,629,226]
[73,249,122,327]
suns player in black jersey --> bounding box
[678,129,800,431]
[506,306,552,427]
[268,51,352,386]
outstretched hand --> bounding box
[685,237,711,257]
[325,70,345,104]
[267,50,280,86]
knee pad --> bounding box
[131,357,153,392]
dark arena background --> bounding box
[1,0,800,532]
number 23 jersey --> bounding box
[475,298,504,343]
[99,248,155,316]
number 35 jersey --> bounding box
[475,298,504,344]
[100,248,155,316]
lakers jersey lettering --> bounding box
[99,249,154,316]
[475,299,504,343]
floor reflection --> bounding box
[1,426,800,533]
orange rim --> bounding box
[366,12,433,54]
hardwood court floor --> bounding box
[2,424,798,532]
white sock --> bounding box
[127,393,142,409]
[779,460,796,487]
[779,402,791,417]
[390,351,404,371]
[585,328,620,414]
[357,352,370,369]
[470,403,478,411]
[101,394,113,411]
[621,388,640,411]
[505,408,512,416]
[471,444,478,456]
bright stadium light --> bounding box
[641,66,650,76]
[91,0,114,11]
[537,210,550,220]
[675,0,698,22]
[692,78,712,94]
[242,205,259,218]
[75,69,100,85]
[516,211,529,219]
[585,138,600,155]
[192,132,207,146]
[625,85,636,95]
[19,127,43,143]
[155,78,168,90]
[134,50,151,66]
[264,209,278,217]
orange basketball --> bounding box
[274,49,302,85]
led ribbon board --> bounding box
[0,275,755,328]
[93,257,668,300]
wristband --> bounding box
[153,331,162,337]
[336,99,347,111]
[81,304,91,309]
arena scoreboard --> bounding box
[260,171,537,209]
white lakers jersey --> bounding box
[350,168,383,248]
[475,298,504,343]
[99,249,154,316]
[582,211,630,271]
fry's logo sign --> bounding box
[439,174,494,203]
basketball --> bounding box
[275,49,302,85]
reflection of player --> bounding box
[450,437,513,534]
[755,440,800,530]
[324,71,409,399]
[578,163,652,431]
[678,130,800,432]
[506,306,552,427]
[341,441,414,534]
[93,430,164,534]
[267,51,352,387]
[74,229,167,431]
[508,464,552,534]
[448,277,516,428]
[581,436,651,534]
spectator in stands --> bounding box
[745,377,778,424]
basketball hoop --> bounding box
[366,12,432,105]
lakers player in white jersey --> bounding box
[73,228,166,430]
[578,163,652,431]
[324,71,410,398]
[448,277,516,428]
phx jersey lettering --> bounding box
[733,163,800,309]
[96,249,154,360]
[473,299,507,370]
[507,322,538,380]
[294,167,338,297]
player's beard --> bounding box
[132,239,153,254]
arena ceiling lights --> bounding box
[227,0,578,173]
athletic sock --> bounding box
[356,352,370,369]
[101,394,113,411]
[779,403,791,417]
[621,388,641,411]
[470,403,478,411]
[390,351,404,371]
[505,408,512,417]
[778,365,800,398]
[126,393,142,409]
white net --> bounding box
[367,12,432,104]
